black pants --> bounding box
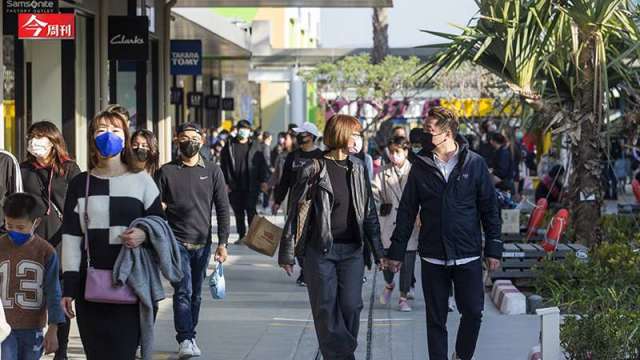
[55,316,71,359]
[75,298,140,360]
[296,255,305,282]
[305,243,364,360]
[383,250,416,294]
[229,191,258,239]
[422,259,484,360]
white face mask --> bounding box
[349,135,363,155]
[27,137,53,158]
[390,152,407,165]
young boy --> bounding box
[0,193,63,359]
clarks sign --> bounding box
[108,16,149,61]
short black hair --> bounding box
[262,131,272,139]
[3,193,42,221]
[489,132,507,145]
[409,128,425,144]
[237,119,252,129]
[388,136,410,150]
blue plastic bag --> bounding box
[209,262,225,300]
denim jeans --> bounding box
[1,329,44,360]
[171,242,212,343]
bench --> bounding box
[491,243,588,280]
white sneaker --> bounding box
[191,339,202,357]
[451,352,474,360]
[178,340,195,359]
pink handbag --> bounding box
[83,173,138,305]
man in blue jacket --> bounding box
[385,107,503,360]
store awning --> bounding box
[176,0,392,7]
[251,47,439,67]
[171,9,251,59]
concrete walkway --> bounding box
[46,214,541,360]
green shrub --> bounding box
[534,240,640,359]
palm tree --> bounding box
[418,0,640,246]
[372,7,389,65]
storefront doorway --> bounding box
[3,8,95,165]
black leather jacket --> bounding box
[278,155,384,265]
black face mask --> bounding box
[179,140,201,158]
[133,148,149,162]
[296,134,312,146]
[422,132,447,153]
[422,133,436,153]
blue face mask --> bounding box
[95,132,124,158]
[237,129,252,139]
[8,230,32,246]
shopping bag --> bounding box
[209,262,225,300]
[244,215,283,257]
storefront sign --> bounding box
[170,87,184,105]
[170,40,202,75]
[108,16,149,61]
[222,98,234,111]
[187,92,204,108]
[205,95,220,110]
[18,13,75,39]
[5,0,58,14]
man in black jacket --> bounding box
[220,120,270,240]
[386,107,502,360]
[489,132,515,193]
[156,122,231,358]
[272,122,323,286]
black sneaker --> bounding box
[296,275,306,287]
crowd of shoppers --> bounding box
[4,96,640,360]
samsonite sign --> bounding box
[18,13,75,39]
[6,0,58,14]
[170,40,202,75]
[108,16,149,61]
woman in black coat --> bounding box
[279,114,385,360]
[20,121,81,360]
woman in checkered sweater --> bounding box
[60,109,164,360]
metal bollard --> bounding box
[536,307,561,359]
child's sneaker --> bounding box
[379,284,394,305]
[398,297,412,312]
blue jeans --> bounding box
[171,242,212,343]
[1,329,43,360]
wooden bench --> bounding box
[491,243,588,280]
[617,203,640,214]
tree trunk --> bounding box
[372,7,389,65]
[568,35,603,247]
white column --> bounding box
[537,307,561,360]
[159,0,177,165]
[289,66,306,126]
[99,0,109,110]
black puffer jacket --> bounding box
[387,136,503,262]
[278,156,384,265]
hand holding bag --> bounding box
[83,173,138,305]
[209,262,225,300]
[295,159,320,244]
